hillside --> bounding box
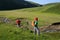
[20,3,60,14]
[0,3,60,40]
[42,3,60,14]
[0,3,60,26]
[0,0,41,10]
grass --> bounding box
[0,23,60,40]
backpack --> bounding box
[16,20,21,24]
[32,21,35,26]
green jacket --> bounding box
[34,21,38,27]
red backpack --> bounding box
[16,20,21,24]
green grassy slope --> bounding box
[1,23,60,40]
[42,3,60,14]
[0,23,60,40]
[0,3,60,26]
[20,3,60,14]
[0,3,60,40]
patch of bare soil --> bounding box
[0,17,11,23]
[40,22,60,32]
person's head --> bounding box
[34,17,38,21]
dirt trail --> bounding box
[0,17,60,32]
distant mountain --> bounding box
[0,0,41,10]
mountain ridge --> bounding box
[0,0,41,10]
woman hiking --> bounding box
[32,17,40,36]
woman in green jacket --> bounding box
[32,17,40,36]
